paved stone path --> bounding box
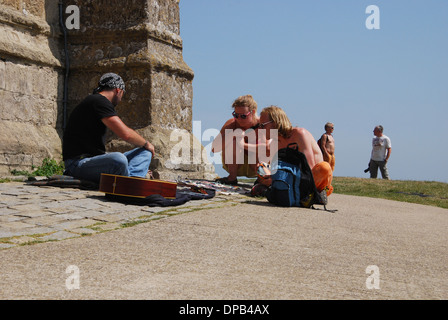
[0,181,247,249]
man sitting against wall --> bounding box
[63,73,155,184]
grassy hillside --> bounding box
[333,177,448,209]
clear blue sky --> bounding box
[179,0,448,182]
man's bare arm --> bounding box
[102,116,154,154]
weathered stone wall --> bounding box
[0,0,216,180]
[0,1,63,176]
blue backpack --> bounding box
[266,143,326,208]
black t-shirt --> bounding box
[63,94,117,160]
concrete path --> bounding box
[0,181,447,300]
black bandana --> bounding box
[93,73,125,94]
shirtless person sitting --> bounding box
[211,95,260,185]
[244,106,333,196]
[319,122,335,172]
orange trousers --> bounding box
[312,161,334,196]
[324,153,335,172]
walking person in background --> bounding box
[318,122,335,172]
[369,125,392,180]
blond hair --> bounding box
[232,94,258,112]
[260,105,293,137]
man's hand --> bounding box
[144,141,155,155]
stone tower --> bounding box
[0,0,216,180]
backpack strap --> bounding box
[287,142,299,150]
[311,204,338,213]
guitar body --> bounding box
[99,174,177,199]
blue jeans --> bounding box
[64,148,152,183]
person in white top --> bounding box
[369,125,392,179]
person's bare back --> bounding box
[278,127,323,169]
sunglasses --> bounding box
[259,120,273,128]
[232,111,251,119]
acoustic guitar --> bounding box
[99,174,177,199]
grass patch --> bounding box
[333,177,448,209]
[121,219,151,228]
[9,157,64,178]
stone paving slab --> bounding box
[0,181,248,249]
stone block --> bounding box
[0,121,62,176]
